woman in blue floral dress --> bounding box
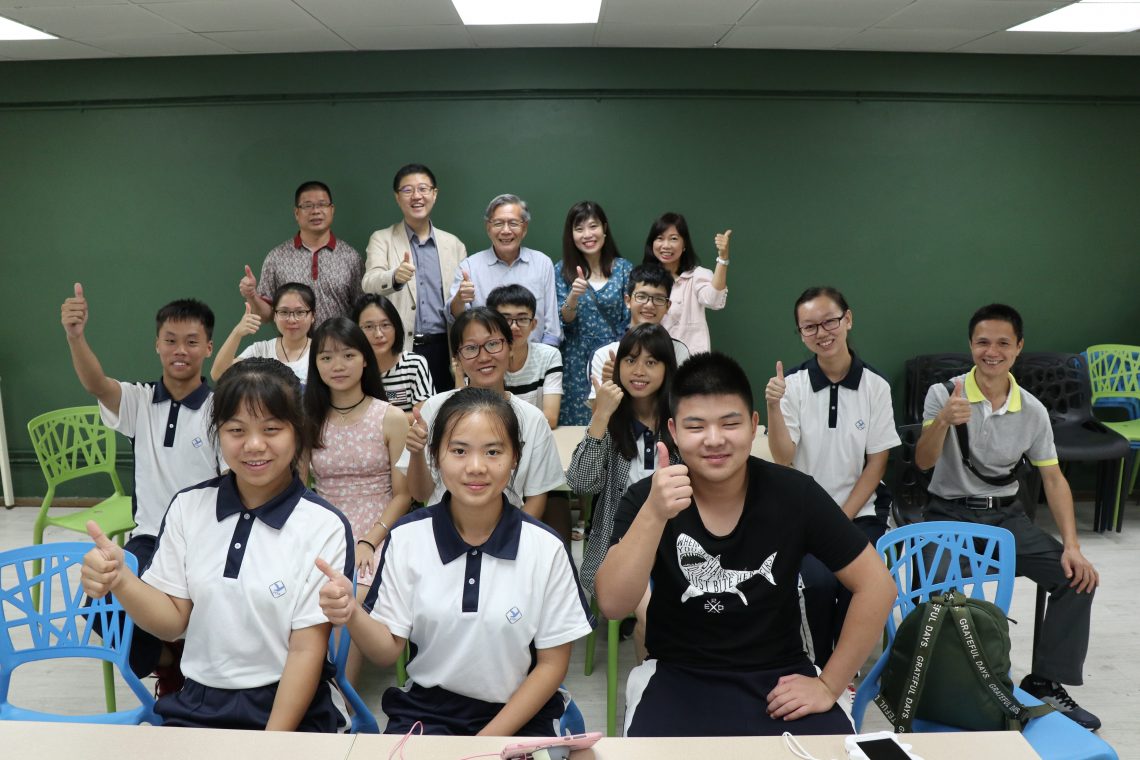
[556,201,631,426]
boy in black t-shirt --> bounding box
[596,353,895,737]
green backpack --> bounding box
[874,590,1053,732]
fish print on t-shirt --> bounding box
[676,532,776,606]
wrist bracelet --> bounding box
[377,519,391,535]
[716,257,730,267]
[357,539,376,552]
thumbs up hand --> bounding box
[239,264,258,300]
[601,350,616,384]
[394,251,416,285]
[592,376,624,419]
[315,558,356,626]
[236,302,261,337]
[939,380,972,426]
[61,282,89,338]
[647,442,691,521]
[81,520,127,598]
[714,229,732,260]
[456,269,475,305]
[570,265,588,301]
[765,361,786,407]
[406,408,429,455]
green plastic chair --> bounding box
[26,406,138,711]
[1086,345,1140,529]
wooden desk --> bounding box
[347,730,1040,760]
[553,425,772,474]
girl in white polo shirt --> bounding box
[764,286,901,669]
[316,387,594,736]
[82,358,352,731]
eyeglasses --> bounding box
[797,315,844,337]
[296,202,332,212]
[275,309,312,320]
[503,316,533,328]
[631,292,670,307]
[489,220,525,231]
[360,321,394,334]
[397,184,435,197]
[457,338,507,359]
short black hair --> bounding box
[155,299,215,340]
[669,352,753,417]
[449,307,514,356]
[486,284,537,317]
[211,357,306,469]
[969,303,1024,342]
[428,387,522,471]
[351,293,406,354]
[294,181,332,206]
[392,164,437,192]
[626,264,673,296]
[642,212,698,273]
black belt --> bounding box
[412,333,448,346]
[955,495,1018,510]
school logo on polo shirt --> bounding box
[855,419,866,430]
[269,580,287,598]
[505,606,523,624]
[192,436,205,448]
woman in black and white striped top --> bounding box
[352,293,434,424]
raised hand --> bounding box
[315,558,356,626]
[61,282,88,338]
[592,376,624,419]
[239,264,258,300]
[714,229,732,260]
[456,269,475,305]
[647,442,691,521]
[235,302,261,336]
[570,266,588,300]
[939,380,972,426]
[81,520,126,598]
[394,251,416,285]
[601,350,616,384]
[765,361,785,406]
[406,408,428,455]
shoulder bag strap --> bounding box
[943,381,1024,487]
[875,594,950,733]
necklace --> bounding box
[279,337,308,364]
[330,395,367,415]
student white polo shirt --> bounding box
[417,390,566,506]
[781,355,900,519]
[586,338,690,402]
[365,496,594,704]
[144,474,352,690]
[99,380,222,537]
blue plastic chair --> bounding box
[854,522,1117,760]
[559,690,586,736]
[0,542,159,724]
[328,624,380,733]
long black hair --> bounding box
[642,212,698,274]
[560,200,622,282]
[609,324,677,461]
[304,317,387,450]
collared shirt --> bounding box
[626,420,658,488]
[364,495,593,704]
[144,474,352,689]
[449,246,562,346]
[923,368,1059,499]
[404,222,447,335]
[781,354,900,519]
[99,379,221,537]
[660,266,728,354]
[257,232,364,325]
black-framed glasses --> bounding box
[457,338,507,359]
[797,315,844,337]
[275,309,312,320]
[397,184,435,197]
[296,202,332,212]
[503,316,533,328]
[631,292,670,307]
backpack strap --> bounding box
[942,381,1025,488]
[874,593,951,733]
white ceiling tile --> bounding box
[1,4,186,39]
[876,0,1075,32]
[1065,30,1140,54]
[838,27,984,51]
[596,23,731,47]
[956,29,1121,53]
[292,0,461,29]
[204,27,351,53]
[92,31,234,55]
[140,0,320,33]
[602,0,754,25]
[466,23,596,48]
[739,0,915,29]
[336,23,472,50]
[720,24,859,49]
[0,37,113,56]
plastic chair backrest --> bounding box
[905,354,973,425]
[1086,344,1140,404]
[876,521,1016,640]
[328,625,379,733]
[890,423,929,524]
[1012,352,1096,426]
[0,542,157,722]
[26,407,125,495]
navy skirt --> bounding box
[383,683,564,736]
[156,677,348,732]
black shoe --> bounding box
[618,617,636,641]
[1019,675,1102,731]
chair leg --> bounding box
[584,597,599,676]
[396,644,408,687]
[1032,584,1047,666]
[607,618,620,737]
[102,660,117,712]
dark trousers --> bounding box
[800,515,887,669]
[413,335,453,393]
[925,495,1093,685]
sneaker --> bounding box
[1019,674,1101,730]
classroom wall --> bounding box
[2,48,1138,496]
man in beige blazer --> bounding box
[362,163,467,392]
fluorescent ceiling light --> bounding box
[0,15,55,40]
[1010,1,1140,32]
[452,0,601,25]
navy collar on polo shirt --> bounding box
[151,377,211,409]
[215,472,304,529]
[805,353,866,393]
[292,231,338,252]
[432,494,521,564]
